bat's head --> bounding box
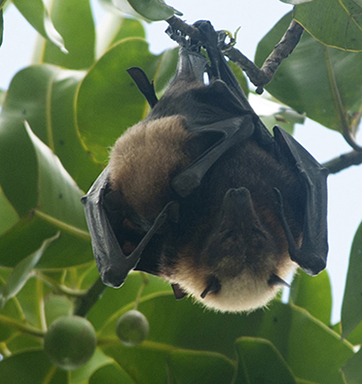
[159,187,298,313]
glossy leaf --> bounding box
[34,0,96,69]
[77,39,178,164]
[0,292,25,343]
[294,0,362,52]
[0,217,92,269]
[87,272,171,331]
[341,221,362,338]
[0,64,101,191]
[100,0,182,21]
[0,233,59,309]
[98,291,353,384]
[342,346,362,384]
[69,348,113,384]
[234,337,296,383]
[290,270,332,325]
[15,277,47,330]
[0,350,67,384]
[5,333,43,355]
[255,12,362,132]
[12,0,67,53]
[169,350,235,384]
[0,187,18,236]
[89,363,134,384]
[0,117,38,217]
[0,120,92,268]
[96,14,145,59]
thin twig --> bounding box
[166,16,304,94]
[323,150,362,174]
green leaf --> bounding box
[15,277,47,329]
[25,121,87,234]
[0,119,93,269]
[228,61,249,97]
[342,346,362,384]
[100,0,182,21]
[34,0,96,69]
[255,12,362,132]
[77,39,178,164]
[0,350,67,384]
[87,272,171,331]
[0,233,59,309]
[12,0,67,53]
[290,270,332,325]
[0,216,92,269]
[5,333,43,355]
[0,117,38,217]
[0,64,101,191]
[96,14,146,59]
[233,337,296,383]
[0,187,18,236]
[44,294,74,326]
[341,221,362,338]
[294,0,362,52]
[69,348,113,384]
[98,291,353,384]
[169,350,235,384]
[89,363,134,384]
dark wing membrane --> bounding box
[81,167,141,287]
[172,114,255,197]
[273,126,328,275]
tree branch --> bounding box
[323,150,362,174]
[166,16,304,94]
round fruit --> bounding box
[44,315,97,370]
[116,310,149,346]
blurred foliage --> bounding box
[0,0,361,383]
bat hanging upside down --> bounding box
[82,20,328,312]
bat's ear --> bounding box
[273,126,328,275]
[127,67,158,108]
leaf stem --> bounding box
[133,272,149,310]
[0,314,45,337]
[37,272,88,297]
[34,210,90,241]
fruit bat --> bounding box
[82,20,328,312]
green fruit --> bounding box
[116,310,149,346]
[44,315,97,370]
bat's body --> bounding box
[82,21,328,312]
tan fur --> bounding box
[161,248,296,312]
[109,116,192,218]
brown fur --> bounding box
[109,116,192,219]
